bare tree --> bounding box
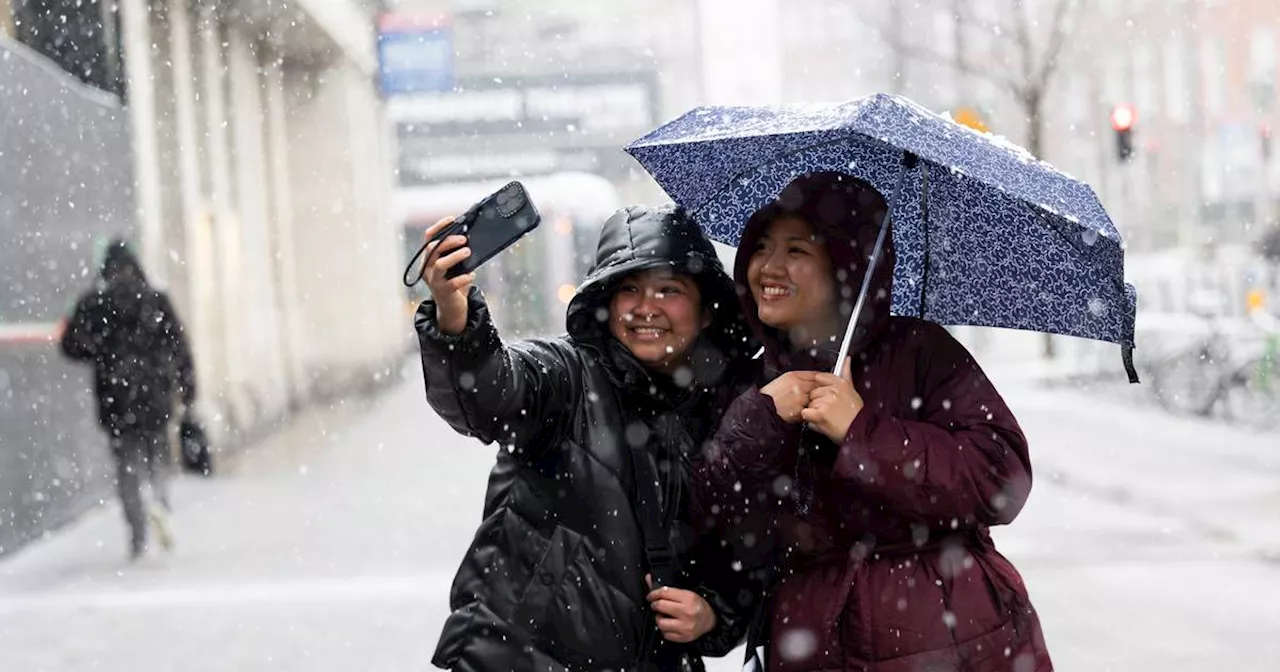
[889,1,907,94]
[882,0,1084,154]
[874,0,1088,358]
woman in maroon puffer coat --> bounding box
[692,172,1053,672]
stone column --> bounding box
[262,48,310,406]
[118,0,166,282]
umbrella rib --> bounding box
[630,126,819,150]
[685,130,905,214]
[919,162,931,319]
[681,130,1115,247]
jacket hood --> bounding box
[566,204,755,382]
[733,172,894,373]
[100,239,148,286]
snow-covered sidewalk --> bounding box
[2,360,1277,671]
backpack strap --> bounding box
[628,445,682,588]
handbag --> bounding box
[179,411,213,476]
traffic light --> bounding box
[1263,123,1273,161]
[1111,104,1136,163]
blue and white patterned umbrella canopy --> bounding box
[626,93,1137,354]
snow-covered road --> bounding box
[3,360,1277,671]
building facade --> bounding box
[1,0,405,554]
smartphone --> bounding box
[403,181,542,286]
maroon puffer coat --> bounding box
[692,173,1053,672]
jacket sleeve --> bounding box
[157,292,197,404]
[829,325,1032,527]
[688,388,800,530]
[59,296,99,361]
[686,531,766,657]
[415,287,577,457]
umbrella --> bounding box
[625,93,1139,382]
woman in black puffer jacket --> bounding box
[416,204,759,672]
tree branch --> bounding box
[866,15,1026,96]
[1033,0,1082,91]
[863,0,1085,110]
[936,7,1023,49]
[1010,0,1037,85]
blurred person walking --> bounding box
[60,240,197,560]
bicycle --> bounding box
[1149,309,1279,430]
[1148,312,1236,417]
[1221,312,1280,430]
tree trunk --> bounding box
[1026,96,1044,159]
[1024,88,1057,360]
[890,2,906,93]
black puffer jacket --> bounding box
[61,242,196,434]
[417,205,759,672]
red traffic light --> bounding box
[1110,104,1136,132]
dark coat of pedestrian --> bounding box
[416,205,761,672]
[61,240,195,558]
[693,173,1053,672]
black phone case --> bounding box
[403,181,541,286]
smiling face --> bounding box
[608,268,711,375]
[746,214,842,345]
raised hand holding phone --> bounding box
[404,181,541,284]
[420,216,475,335]
[403,182,542,336]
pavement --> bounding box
[1,356,1278,671]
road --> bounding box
[2,359,1278,671]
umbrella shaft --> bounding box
[833,153,916,377]
[834,209,891,377]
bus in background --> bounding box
[393,172,621,338]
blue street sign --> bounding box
[377,15,454,96]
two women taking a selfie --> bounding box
[415,172,1050,672]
